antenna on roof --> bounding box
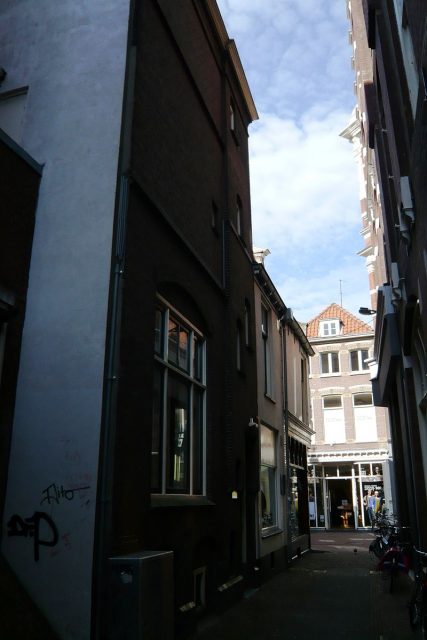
[339,280,343,307]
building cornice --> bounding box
[308,447,390,462]
[206,0,258,122]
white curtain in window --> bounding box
[324,408,345,443]
[354,405,376,442]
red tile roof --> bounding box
[306,303,373,338]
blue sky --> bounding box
[217,0,372,324]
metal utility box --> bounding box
[108,550,174,639]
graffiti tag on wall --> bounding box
[41,483,90,505]
[7,512,59,562]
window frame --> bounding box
[352,392,373,407]
[320,351,340,375]
[322,395,343,409]
[350,349,369,372]
[319,319,340,337]
[261,303,273,397]
[229,101,235,132]
[152,297,206,497]
[260,424,278,534]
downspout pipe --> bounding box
[91,12,136,638]
[279,316,292,565]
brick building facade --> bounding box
[307,304,391,529]
[346,0,427,549]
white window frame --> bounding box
[350,349,369,372]
[152,297,206,496]
[352,392,373,407]
[319,319,340,337]
[322,395,342,409]
[320,351,340,375]
[322,395,345,443]
[353,392,375,442]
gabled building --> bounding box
[307,304,392,530]
[345,0,427,549]
[0,2,262,638]
[253,250,313,574]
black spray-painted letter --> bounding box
[7,511,59,562]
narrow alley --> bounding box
[192,531,415,640]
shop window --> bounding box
[151,300,206,495]
[350,349,369,372]
[260,425,277,531]
[320,351,340,374]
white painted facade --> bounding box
[0,2,131,637]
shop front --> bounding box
[288,436,310,556]
[308,461,388,529]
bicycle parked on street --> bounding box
[408,546,427,639]
[369,509,399,559]
[369,512,411,593]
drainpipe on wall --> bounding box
[91,26,136,639]
[279,316,292,565]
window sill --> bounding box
[261,526,282,539]
[319,373,341,377]
[349,370,369,375]
[151,494,215,508]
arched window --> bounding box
[152,298,206,495]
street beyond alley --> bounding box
[192,531,415,640]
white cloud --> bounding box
[270,255,372,324]
[216,0,372,325]
[249,109,360,253]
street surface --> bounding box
[192,530,416,640]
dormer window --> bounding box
[319,319,340,337]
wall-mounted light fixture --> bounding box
[359,307,376,315]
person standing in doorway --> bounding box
[367,490,377,527]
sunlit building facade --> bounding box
[345,0,427,549]
[307,304,392,529]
